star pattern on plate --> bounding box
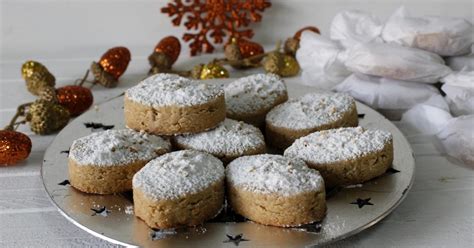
[84,122,115,130]
[351,198,374,208]
[58,179,70,186]
[223,234,249,246]
[60,150,70,155]
[293,222,322,233]
[150,228,177,241]
[91,206,111,217]
[386,167,401,174]
[358,113,365,119]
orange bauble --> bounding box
[99,47,131,80]
[237,38,264,59]
[155,36,181,65]
[0,130,32,166]
[56,85,93,116]
[294,26,320,40]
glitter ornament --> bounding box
[21,60,56,95]
[38,86,58,103]
[91,47,131,88]
[56,85,94,116]
[285,26,320,56]
[237,38,264,59]
[262,51,284,75]
[280,55,300,77]
[225,38,264,68]
[162,0,271,56]
[0,130,32,166]
[198,63,229,80]
[149,36,181,74]
[27,100,70,135]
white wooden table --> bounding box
[1,1,473,247]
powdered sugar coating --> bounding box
[266,92,355,130]
[133,150,224,200]
[69,129,171,166]
[225,73,287,115]
[174,118,265,156]
[126,73,223,107]
[226,154,324,196]
[284,127,392,164]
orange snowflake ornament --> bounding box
[162,0,271,56]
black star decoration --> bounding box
[351,198,374,208]
[358,113,365,119]
[58,179,70,186]
[223,234,249,246]
[150,228,177,241]
[60,150,70,155]
[84,122,114,130]
[91,206,110,217]
[295,222,322,233]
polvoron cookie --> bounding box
[68,129,171,194]
[266,92,358,149]
[284,127,393,188]
[125,73,226,135]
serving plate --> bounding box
[41,80,415,247]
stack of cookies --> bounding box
[68,73,394,229]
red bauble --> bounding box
[99,47,131,80]
[0,130,32,166]
[56,85,93,116]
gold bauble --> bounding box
[262,52,284,75]
[199,63,229,80]
[280,55,300,77]
[38,86,58,103]
[21,61,56,95]
[27,100,70,135]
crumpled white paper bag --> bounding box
[437,115,474,166]
[441,70,474,116]
[344,42,452,83]
[335,74,440,110]
[330,10,384,49]
[381,7,474,56]
[296,31,351,89]
[445,45,474,71]
[400,95,452,135]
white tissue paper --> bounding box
[445,45,474,71]
[330,10,384,49]
[296,31,351,89]
[381,7,474,56]
[344,42,452,83]
[335,74,440,110]
[400,95,452,135]
[437,115,474,166]
[440,70,474,116]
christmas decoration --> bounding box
[280,55,300,77]
[38,86,59,103]
[21,60,56,95]
[161,0,272,56]
[192,62,230,79]
[57,86,94,116]
[224,38,264,68]
[284,26,320,56]
[27,99,70,135]
[0,130,32,166]
[91,47,131,88]
[149,36,181,74]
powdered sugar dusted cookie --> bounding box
[266,92,358,149]
[226,154,326,227]
[284,127,393,188]
[173,118,265,164]
[133,150,225,229]
[68,129,171,194]
[225,73,288,126]
[125,73,226,135]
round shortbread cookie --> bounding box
[284,127,393,188]
[173,118,266,164]
[124,73,226,135]
[265,92,358,150]
[226,154,326,227]
[224,73,288,126]
[133,150,225,229]
[68,129,171,194]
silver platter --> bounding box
[41,81,415,247]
